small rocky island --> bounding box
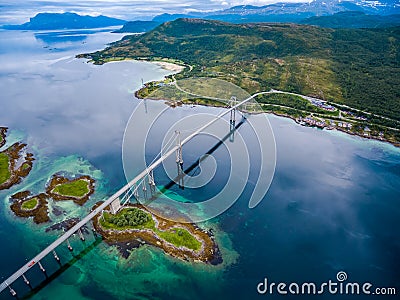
[10,191,50,224]
[0,127,35,190]
[10,174,96,224]
[46,174,95,206]
[92,202,222,265]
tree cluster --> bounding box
[109,208,149,227]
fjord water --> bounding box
[0,29,399,300]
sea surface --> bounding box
[0,28,399,300]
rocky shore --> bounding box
[0,142,35,190]
[0,127,6,148]
[45,217,90,234]
[92,202,222,265]
[46,175,95,206]
[10,191,49,224]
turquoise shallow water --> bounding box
[0,29,399,299]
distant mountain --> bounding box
[217,0,399,16]
[146,0,400,28]
[113,21,161,33]
[3,12,126,30]
[152,13,202,23]
[302,11,400,28]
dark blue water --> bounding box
[0,29,399,299]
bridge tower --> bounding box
[142,181,147,199]
[229,96,237,143]
[175,131,184,189]
[148,170,156,194]
[133,183,139,200]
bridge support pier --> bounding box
[53,250,60,263]
[22,274,30,287]
[67,238,73,252]
[78,228,85,242]
[8,285,16,297]
[229,118,236,143]
[38,261,46,274]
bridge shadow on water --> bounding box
[143,116,247,206]
[17,236,103,300]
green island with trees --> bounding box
[47,175,95,205]
[52,179,90,198]
[78,18,400,146]
[100,207,202,251]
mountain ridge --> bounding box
[2,12,126,30]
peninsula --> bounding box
[78,18,400,146]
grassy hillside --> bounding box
[82,18,400,120]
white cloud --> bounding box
[0,0,310,24]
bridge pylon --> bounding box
[142,182,147,199]
[174,130,185,189]
[148,170,156,194]
[229,96,237,142]
[133,183,139,200]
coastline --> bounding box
[92,202,222,265]
[10,192,50,224]
[0,127,6,148]
[150,61,185,73]
[0,142,34,190]
[270,111,400,149]
[130,70,400,148]
[46,174,96,206]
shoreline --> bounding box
[150,61,185,73]
[46,174,95,206]
[10,191,50,224]
[92,202,222,265]
[0,142,34,190]
[269,111,400,149]
[0,127,7,148]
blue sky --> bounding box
[0,0,309,24]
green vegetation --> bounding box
[158,227,201,250]
[100,208,201,251]
[53,179,89,198]
[108,208,149,227]
[0,152,11,185]
[21,198,38,210]
[84,19,400,122]
[21,163,30,170]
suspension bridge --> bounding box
[0,91,271,297]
